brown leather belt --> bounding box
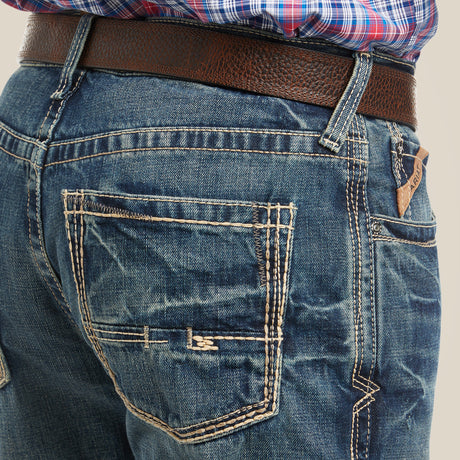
[19,13,417,128]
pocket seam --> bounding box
[64,190,296,443]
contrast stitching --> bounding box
[354,128,365,379]
[187,328,219,351]
[45,73,85,142]
[333,53,370,143]
[391,150,429,172]
[372,235,436,247]
[358,115,376,460]
[48,126,369,147]
[349,116,381,460]
[92,337,168,344]
[392,122,408,185]
[320,137,339,148]
[49,127,322,146]
[65,191,295,210]
[37,99,54,140]
[263,204,272,401]
[194,335,277,342]
[0,145,35,166]
[0,123,44,148]
[279,204,295,325]
[27,176,75,325]
[33,161,71,312]
[353,136,363,460]
[45,146,368,167]
[65,196,295,442]
[272,203,294,408]
[266,206,279,410]
[252,205,267,286]
[53,20,88,96]
[64,210,295,230]
[346,137,357,460]
[143,326,150,349]
[92,327,144,336]
[371,215,436,228]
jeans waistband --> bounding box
[19,13,417,139]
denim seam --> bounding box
[0,122,45,148]
[48,127,370,147]
[350,124,364,460]
[32,158,74,318]
[92,327,145,336]
[267,206,276,409]
[0,145,35,166]
[90,336,168,345]
[64,191,295,442]
[359,114,377,459]
[252,205,267,286]
[372,236,436,247]
[49,128,322,146]
[37,100,55,141]
[371,215,436,228]
[66,191,295,209]
[27,174,75,325]
[65,194,295,230]
[46,73,86,142]
[348,117,380,460]
[194,335,275,342]
[45,146,368,168]
[263,205,272,402]
[69,210,294,230]
[392,151,429,171]
[346,134,357,460]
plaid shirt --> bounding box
[3,0,438,62]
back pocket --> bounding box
[63,190,296,443]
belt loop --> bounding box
[319,52,373,154]
[51,14,95,100]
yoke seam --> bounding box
[44,146,368,167]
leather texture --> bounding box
[19,13,417,129]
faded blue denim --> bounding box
[0,16,441,460]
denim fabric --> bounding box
[0,18,441,460]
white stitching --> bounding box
[45,146,368,167]
[372,235,436,247]
[371,215,436,228]
[0,122,44,148]
[63,209,294,230]
[65,191,296,210]
[64,198,296,442]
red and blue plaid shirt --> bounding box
[3,0,438,62]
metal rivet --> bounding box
[372,221,382,234]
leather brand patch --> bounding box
[396,146,429,217]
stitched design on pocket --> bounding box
[63,190,296,443]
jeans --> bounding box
[0,16,441,460]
